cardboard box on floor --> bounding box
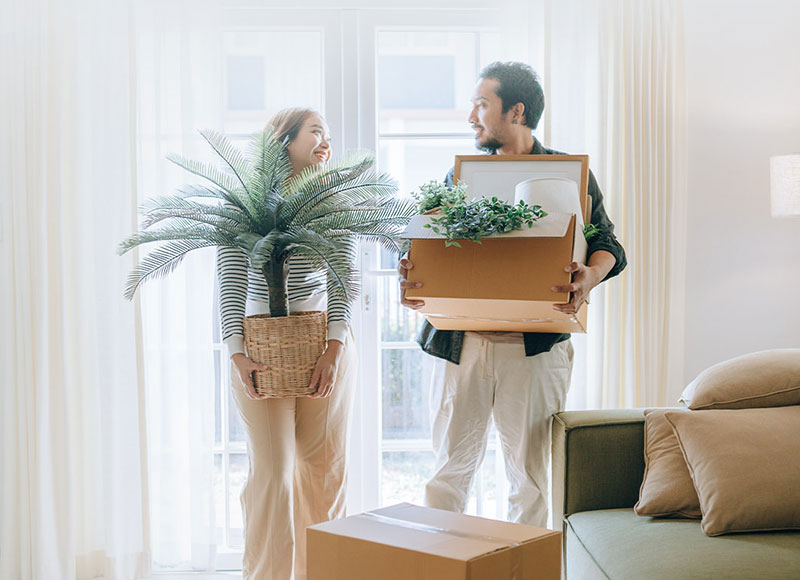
[307,503,561,580]
[402,155,592,333]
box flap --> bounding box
[422,299,589,333]
[572,220,588,264]
[400,212,574,240]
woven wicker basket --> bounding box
[243,311,327,398]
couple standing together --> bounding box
[220,61,627,579]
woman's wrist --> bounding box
[225,334,246,362]
[325,339,345,360]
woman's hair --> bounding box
[267,108,319,145]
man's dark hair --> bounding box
[478,61,544,130]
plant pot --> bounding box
[243,311,327,397]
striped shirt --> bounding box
[217,240,356,357]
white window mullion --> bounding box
[347,243,383,514]
[218,344,233,554]
[342,8,383,515]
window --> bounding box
[222,29,324,136]
[142,6,522,573]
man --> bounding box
[399,61,626,527]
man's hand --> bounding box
[232,353,270,400]
[309,340,344,398]
[551,262,602,315]
[398,258,425,311]
[552,250,616,315]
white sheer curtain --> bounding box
[1,0,227,575]
[541,0,688,408]
[134,0,225,571]
[0,0,150,578]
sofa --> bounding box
[551,409,800,580]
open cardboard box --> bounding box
[402,155,591,333]
[307,503,561,580]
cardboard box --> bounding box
[402,212,589,334]
[401,154,591,334]
[307,503,561,580]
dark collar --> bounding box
[530,137,547,154]
[489,136,547,155]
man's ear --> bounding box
[510,102,526,125]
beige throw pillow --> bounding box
[634,409,701,518]
[665,407,800,537]
[680,349,800,410]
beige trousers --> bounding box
[231,333,357,580]
[424,335,574,527]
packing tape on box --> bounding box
[426,313,580,324]
[359,512,520,545]
[358,512,523,578]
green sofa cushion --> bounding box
[566,508,800,580]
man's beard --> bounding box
[475,136,503,153]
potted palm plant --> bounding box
[120,127,415,395]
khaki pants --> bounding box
[231,334,357,580]
[424,335,574,527]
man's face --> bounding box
[468,77,512,152]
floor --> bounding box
[154,573,306,580]
[154,574,243,580]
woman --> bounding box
[217,108,357,580]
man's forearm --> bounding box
[587,250,616,283]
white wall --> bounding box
[683,0,800,385]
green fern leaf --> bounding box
[288,236,358,306]
[119,220,237,254]
[123,239,219,300]
[245,128,292,223]
[279,169,397,227]
[139,195,253,231]
[198,129,253,195]
[166,153,259,224]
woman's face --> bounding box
[287,114,332,174]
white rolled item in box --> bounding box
[514,177,584,227]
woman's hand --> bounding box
[232,353,270,400]
[309,340,344,398]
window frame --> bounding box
[152,6,531,571]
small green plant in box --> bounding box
[426,196,548,248]
[411,180,602,247]
[411,180,468,213]
[411,181,547,248]
[582,223,601,240]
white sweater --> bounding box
[217,243,355,357]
